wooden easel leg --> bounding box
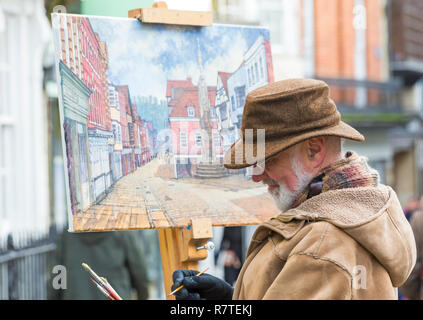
[157,219,212,300]
[157,228,199,300]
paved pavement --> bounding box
[73,158,280,232]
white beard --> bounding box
[270,183,297,212]
[266,157,314,212]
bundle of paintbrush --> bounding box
[82,263,123,300]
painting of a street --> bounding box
[52,13,280,232]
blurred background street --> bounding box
[1,0,423,299]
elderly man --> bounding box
[171,79,416,300]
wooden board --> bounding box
[128,8,212,26]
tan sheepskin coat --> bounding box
[233,184,416,300]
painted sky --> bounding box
[88,16,270,100]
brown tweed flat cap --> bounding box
[223,78,365,169]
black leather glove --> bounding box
[171,269,234,300]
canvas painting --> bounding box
[52,13,280,232]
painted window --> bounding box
[195,133,202,147]
[220,105,228,121]
[255,62,259,81]
[187,106,195,117]
[210,108,216,118]
[235,85,246,109]
[248,68,251,86]
[180,131,188,148]
[213,132,221,146]
[259,56,264,78]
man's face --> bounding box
[252,148,314,211]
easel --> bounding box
[128,2,213,300]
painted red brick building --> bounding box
[79,17,111,131]
[138,119,150,166]
[168,84,221,160]
[79,17,113,201]
[116,85,135,176]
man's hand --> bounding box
[171,269,233,300]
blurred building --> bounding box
[213,0,304,81]
[212,0,423,263]
[309,0,395,188]
[214,0,423,206]
[0,0,51,237]
[388,0,423,204]
[0,0,57,300]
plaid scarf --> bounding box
[290,151,380,209]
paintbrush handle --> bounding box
[168,267,209,296]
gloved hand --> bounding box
[171,269,233,300]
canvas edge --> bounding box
[51,13,75,233]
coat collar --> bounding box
[247,184,391,257]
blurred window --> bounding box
[216,0,299,55]
[259,0,285,47]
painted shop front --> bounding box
[88,128,113,202]
[111,151,123,183]
[59,61,92,215]
[122,148,135,176]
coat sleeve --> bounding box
[400,211,423,300]
[262,253,352,300]
[123,231,149,300]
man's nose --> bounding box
[252,166,267,182]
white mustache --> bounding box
[262,178,278,186]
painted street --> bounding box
[73,157,280,231]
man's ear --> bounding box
[303,137,326,169]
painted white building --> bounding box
[244,35,269,92]
[225,35,273,140]
[226,63,246,137]
[214,72,235,151]
[108,84,123,182]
